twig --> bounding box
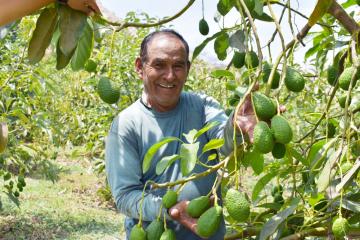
[151,157,227,189]
[105,0,196,31]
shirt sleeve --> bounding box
[105,127,168,222]
[203,96,242,156]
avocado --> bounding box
[284,67,305,92]
[252,92,276,121]
[186,196,211,218]
[271,115,293,144]
[196,206,223,238]
[225,189,250,222]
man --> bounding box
[105,29,256,239]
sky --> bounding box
[96,0,318,65]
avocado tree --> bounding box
[1,0,360,239]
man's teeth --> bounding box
[159,83,175,88]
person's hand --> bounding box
[234,90,286,143]
[67,0,101,15]
[168,201,198,233]
[168,196,215,238]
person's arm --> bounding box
[0,0,100,27]
[105,127,168,222]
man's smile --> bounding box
[159,83,176,89]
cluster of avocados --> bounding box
[251,92,293,159]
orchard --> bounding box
[0,0,359,239]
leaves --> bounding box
[214,31,229,60]
[59,5,87,56]
[56,40,75,70]
[248,150,264,175]
[259,198,300,240]
[192,32,222,61]
[308,0,333,26]
[28,8,58,64]
[180,142,199,176]
[202,138,224,153]
[194,121,220,140]
[211,70,235,79]
[229,30,245,51]
[71,20,94,71]
[156,154,181,175]
[252,171,277,201]
[316,148,342,192]
[142,137,180,173]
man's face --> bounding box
[136,34,190,112]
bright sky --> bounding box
[97,0,317,65]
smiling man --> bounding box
[105,29,256,239]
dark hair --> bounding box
[140,29,190,63]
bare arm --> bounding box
[0,0,101,27]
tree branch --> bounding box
[327,0,360,37]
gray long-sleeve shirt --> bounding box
[105,91,239,239]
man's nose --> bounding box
[164,67,176,80]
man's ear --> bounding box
[135,57,143,79]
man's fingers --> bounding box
[279,105,286,113]
[169,208,180,218]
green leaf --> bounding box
[259,198,300,240]
[28,8,58,64]
[248,150,264,175]
[305,43,322,59]
[338,199,360,213]
[142,137,180,173]
[208,153,217,161]
[336,158,360,192]
[257,202,282,211]
[308,138,337,170]
[229,30,245,51]
[214,32,229,61]
[308,0,333,26]
[317,148,342,192]
[202,139,224,153]
[5,192,20,207]
[192,32,222,61]
[251,11,273,22]
[183,129,198,144]
[217,0,235,16]
[156,154,181,175]
[56,40,75,70]
[59,5,87,56]
[287,145,307,166]
[253,0,264,15]
[194,121,220,140]
[180,142,200,176]
[71,20,94,71]
[252,171,277,201]
[211,70,234,79]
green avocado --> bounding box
[146,220,164,240]
[262,62,280,89]
[272,143,286,159]
[130,225,147,240]
[252,92,276,121]
[162,190,178,209]
[284,67,305,92]
[199,18,209,36]
[253,121,274,154]
[271,115,293,144]
[186,196,211,218]
[196,206,223,238]
[338,67,359,90]
[160,229,176,240]
[232,51,246,69]
[245,51,259,69]
[97,77,120,104]
[225,189,250,222]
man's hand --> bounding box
[234,91,286,143]
[68,0,101,15]
[169,201,198,233]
